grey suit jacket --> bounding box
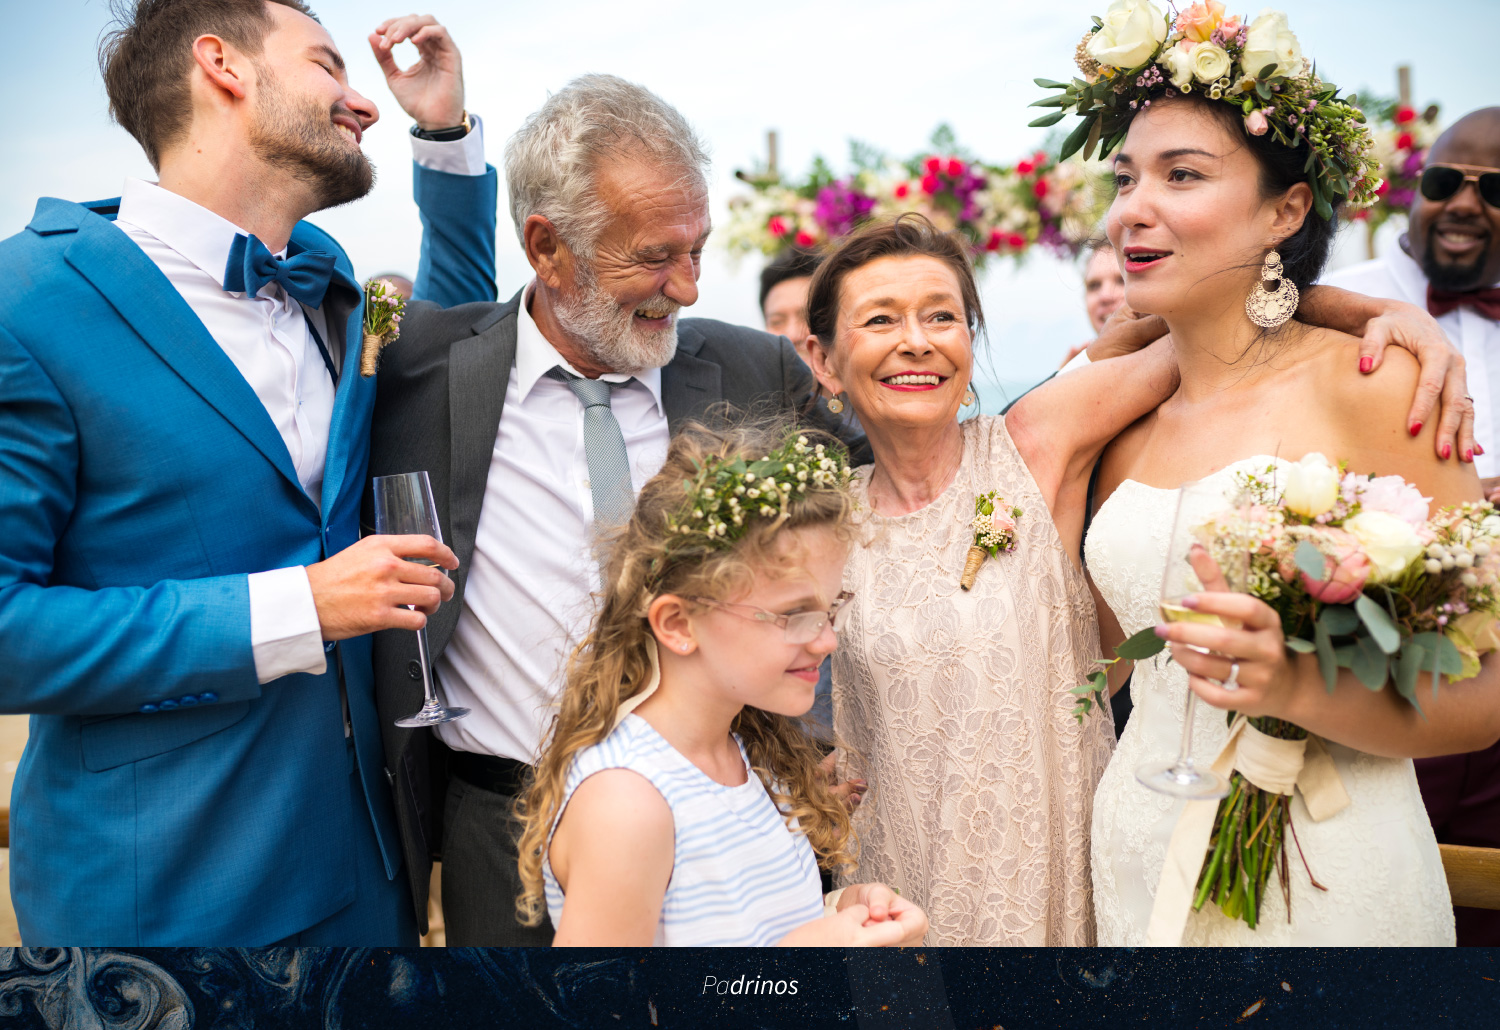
[366,288,864,929]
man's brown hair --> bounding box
[99,0,317,169]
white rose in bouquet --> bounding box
[1086,0,1169,71]
[1283,452,1340,518]
[1191,41,1232,83]
[1159,42,1195,89]
[1242,9,1304,79]
[1344,510,1425,581]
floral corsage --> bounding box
[961,491,1022,590]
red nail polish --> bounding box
[1465,448,1474,463]
[1359,356,1373,374]
[1410,422,1423,437]
[1477,445,1486,456]
[1442,443,1452,460]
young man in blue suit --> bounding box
[0,3,497,945]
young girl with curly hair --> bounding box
[514,422,928,946]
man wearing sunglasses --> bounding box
[1326,105,1500,948]
[1326,106,1500,499]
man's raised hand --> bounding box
[369,15,464,131]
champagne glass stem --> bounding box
[1177,684,1198,770]
[415,623,439,708]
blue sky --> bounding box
[4,1,1495,395]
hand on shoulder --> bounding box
[1313,329,1482,509]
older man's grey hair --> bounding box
[505,74,711,261]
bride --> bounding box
[1062,6,1500,944]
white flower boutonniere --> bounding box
[360,278,405,377]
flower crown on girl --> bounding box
[662,433,853,552]
[1031,1,1381,220]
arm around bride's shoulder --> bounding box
[1314,334,1482,511]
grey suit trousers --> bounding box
[441,775,555,946]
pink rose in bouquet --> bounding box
[1275,527,1371,604]
[990,509,1016,536]
[1347,474,1432,528]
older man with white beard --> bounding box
[366,74,856,944]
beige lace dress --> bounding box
[832,415,1115,945]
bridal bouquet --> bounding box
[1083,455,1500,929]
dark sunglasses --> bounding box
[1419,164,1500,208]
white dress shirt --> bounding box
[1323,236,1500,478]
[112,122,487,684]
[435,285,670,762]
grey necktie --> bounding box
[549,368,636,526]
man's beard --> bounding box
[248,68,374,212]
[1419,220,1493,291]
[553,266,681,375]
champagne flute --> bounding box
[1135,478,1251,799]
[372,471,469,728]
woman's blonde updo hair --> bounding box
[514,417,860,927]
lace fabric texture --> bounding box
[832,416,1114,945]
[1085,457,1455,945]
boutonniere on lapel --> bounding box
[960,490,1022,590]
[360,277,405,376]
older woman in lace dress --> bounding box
[801,217,1178,944]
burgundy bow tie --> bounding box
[1428,284,1500,320]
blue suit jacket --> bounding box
[0,163,496,944]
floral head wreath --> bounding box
[1031,1,1381,220]
[660,434,853,562]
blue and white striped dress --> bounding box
[541,714,826,945]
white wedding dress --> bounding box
[1086,456,1455,945]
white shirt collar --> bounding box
[1378,233,1432,308]
[115,178,282,289]
[514,281,665,415]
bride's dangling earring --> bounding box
[962,385,976,406]
[1245,248,1299,329]
[827,393,844,414]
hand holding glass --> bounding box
[372,471,469,728]
[1136,479,1251,800]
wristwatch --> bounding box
[411,110,471,142]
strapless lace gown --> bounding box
[832,416,1115,945]
[1086,456,1454,945]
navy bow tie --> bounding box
[223,233,338,309]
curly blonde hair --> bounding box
[514,420,859,927]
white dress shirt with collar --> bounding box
[111,121,487,685]
[1323,235,1500,478]
[434,284,670,763]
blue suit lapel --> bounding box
[317,265,370,527]
[63,213,315,518]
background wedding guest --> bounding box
[761,247,820,356]
[1325,105,1500,947]
[759,247,839,736]
[1060,242,1127,367]
[0,2,494,946]
[378,273,417,300]
[367,73,860,945]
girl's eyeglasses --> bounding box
[686,591,855,645]
[1419,163,1500,209]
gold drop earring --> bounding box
[962,384,976,407]
[827,393,845,414]
[1245,249,1298,329]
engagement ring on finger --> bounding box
[1221,661,1240,692]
